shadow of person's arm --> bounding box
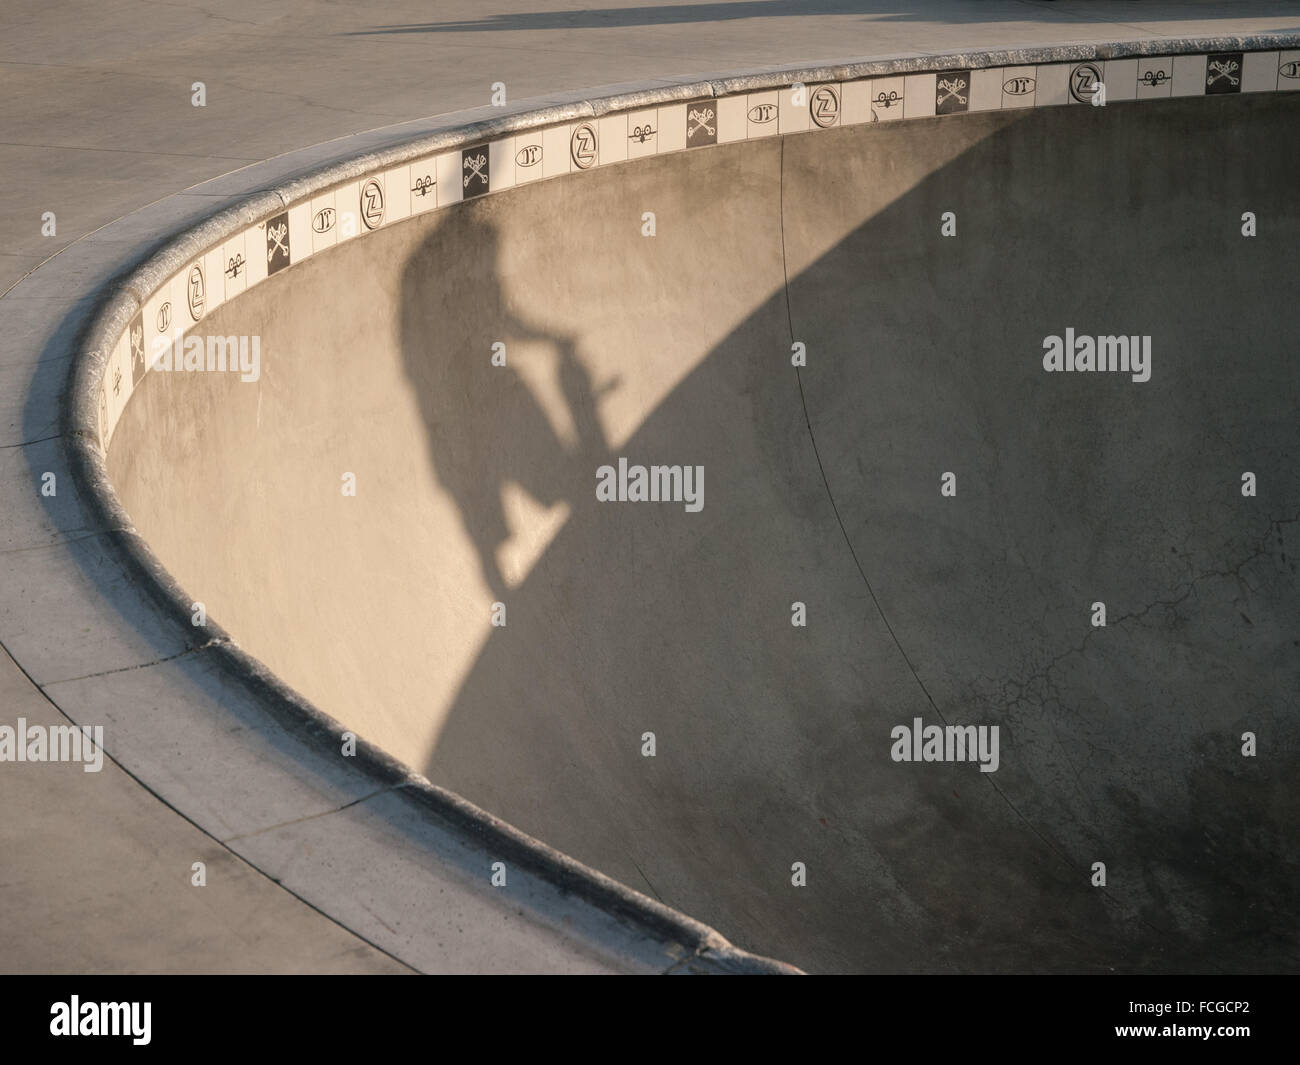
[556,338,619,457]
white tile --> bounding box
[219,229,249,299]
[1137,56,1174,99]
[384,163,412,222]
[201,245,226,319]
[808,83,843,128]
[139,278,174,359]
[309,190,338,253]
[841,81,872,126]
[870,76,906,121]
[489,138,516,191]
[1241,51,1278,93]
[969,68,1002,112]
[779,84,809,133]
[541,125,573,178]
[287,201,312,266]
[436,151,464,206]
[1038,62,1072,107]
[717,95,747,142]
[97,370,110,449]
[141,273,180,377]
[510,136,546,182]
[163,269,186,328]
[1102,59,1138,102]
[180,258,209,328]
[1279,51,1300,91]
[96,384,106,449]
[1000,65,1036,109]
[745,91,780,136]
[137,289,162,379]
[356,175,387,231]
[125,308,148,394]
[104,329,132,446]
[657,104,686,152]
[902,74,935,119]
[568,122,599,170]
[625,109,658,158]
[1171,54,1207,97]
[598,114,628,165]
[408,156,440,208]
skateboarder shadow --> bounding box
[399,216,616,601]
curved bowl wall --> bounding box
[85,49,1300,972]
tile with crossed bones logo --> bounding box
[129,319,146,385]
[463,152,488,188]
[937,77,967,107]
[266,221,289,265]
[130,324,144,368]
[687,107,715,138]
[1207,58,1240,87]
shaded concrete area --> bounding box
[107,94,1300,973]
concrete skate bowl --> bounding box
[79,47,1300,974]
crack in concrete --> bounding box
[774,136,1284,962]
[40,638,229,686]
[775,134,1085,907]
[628,854,664,904]
[1007,511,1300,713]
[0,432,61,450]
[221,787,398,844]
[0,529,101,555]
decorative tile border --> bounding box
[87,41,1300,452]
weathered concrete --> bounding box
[0,646,409,974]
[107,93,1300,973]
[6,2,1300,975]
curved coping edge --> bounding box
[60,32,1300,975]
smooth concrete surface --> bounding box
[109,94,1300,973]
[3,2,1298,975]
[0,646,408,973]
